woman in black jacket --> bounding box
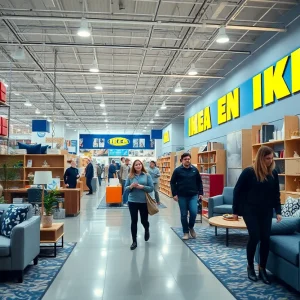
[233,146,282,284]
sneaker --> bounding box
[189,227,197,239]
[130,242,137,250]
[145,230,150,241]
[182,233,189,240]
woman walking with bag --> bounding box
[125,160,154,250]
[233,146,282,284]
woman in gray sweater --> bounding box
[125,159,154,250]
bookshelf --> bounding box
[157,152,175,197]
[201,174,224,218]
[252,115,300,203]
[0,154,67,189]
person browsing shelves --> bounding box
[64,160,80,188]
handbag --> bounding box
[145,192,159,216]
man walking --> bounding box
[119,158,130,193]
[85,158,94,195]
[170,152,203,240]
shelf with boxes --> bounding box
[157,152,175,197]
[252,115,300,203]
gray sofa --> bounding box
[208,187,233,218]
[255,217,300,292]
[0,204,40,282]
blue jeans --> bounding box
[178,195,198,233]
[122,181,129,204]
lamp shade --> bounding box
[33,171,53,185]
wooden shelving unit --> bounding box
[157,152,175,197]
[0,154,67,189]
[252,115,300,203]
[201,174,224,218]
[197,149,226,184]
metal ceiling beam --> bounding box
[0,41,251,55]
[0,68,223,79]
[0,15,287,32]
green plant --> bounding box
[0,196,6,204]
[0,158,23,189]
[43,190,59,216]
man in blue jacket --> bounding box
[85,158,94,195]
[170,153,203,240]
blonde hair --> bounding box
[128,160,147,179]
[253,146,275,182]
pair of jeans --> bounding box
[128,202,149,243]
[122,183,129,204]
[243,210,273,269]
[86,177,93,194]
[178,195,198,233]
[153,183,160,203]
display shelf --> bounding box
[157,152,175,197]
[252,116,300,203]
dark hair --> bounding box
[181,153,191,160]
[121,157,125,160]
[150,160,156,166]
[111,160,115,163]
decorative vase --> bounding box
[42,215,53,228]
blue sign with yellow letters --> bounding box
[79,134,154,150]
[187,47,300,137]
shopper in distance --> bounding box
[147,160,161,205]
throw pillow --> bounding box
[281,197,300,217]
[270,218,299,235]
[0,209,4,220]
[41,145,49,154]
[292,209,300,218]
[18,142,41,154]
[1,205,29,238]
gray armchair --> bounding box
[0,204,40,282]
[208,187,234,218]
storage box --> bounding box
[0,83,6,103]
[106,186,122,204]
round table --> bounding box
[208,216,247,246]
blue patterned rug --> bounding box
[0,242,76,300]
[171,227,300,300]
[97,194,167,209]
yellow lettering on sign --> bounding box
[264,56,290,105]
[291,48,300,94]
[253,73,262,110]
[217,88,240,125]
[188,106,212,137]
[217,96,226,125]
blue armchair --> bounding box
[208,187,234,218]
[0,204,40,282]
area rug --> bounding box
[0,242,76,300]
[97,193,167,209]
[171,227,300,300]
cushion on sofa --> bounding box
[293,209,300,218]
[213,204,233,214]
[281,197,300,217]
[1,205,29,238]
[223,187,234,205]
[0,235,10,257]
[270,235,300,266]
[270,218,299,235]
[18,142,41,154]
[41,145,49,154]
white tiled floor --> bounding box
[42,185,235,300]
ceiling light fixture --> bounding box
[43,114,47,118]
[24,100,32,107]
[25,124,29,127]
[216,26,229,43]
[11,46,26,60]
[13,91,20,96]
[77,18,91,37]
[102,112,107,116]
[100,101,105,107]
[47,118,52,122]
[188,63,198,76]
[35,108,41,114]
[150,120,154,124]
[174,82,182,93]
[161,101,167,110]
[155,111,160,117]
[95,79,103,90]
[89,60,99,73]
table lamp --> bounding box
[33,171,52,216]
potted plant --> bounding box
[42,190,59,228]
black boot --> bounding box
[247,265,258,282]
[259,268,271,284]
[130,242,137,250]
[145,230,150,241]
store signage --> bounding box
[79,134,154,150]
[188,47,300,137]
[163,131,170,143]
[107,137,130,147]
[108,149,129,156]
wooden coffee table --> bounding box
[209,216,247,247]
[40,223,64,257]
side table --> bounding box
[40,222,64,257]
